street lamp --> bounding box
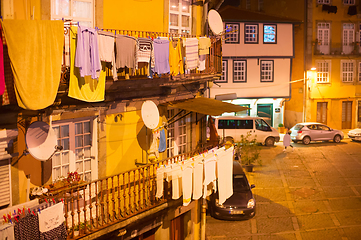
[303,67,316,122]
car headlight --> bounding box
[247,199,255,209]
[215,199,225,208]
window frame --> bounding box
[225,23,240,44]
[244,24,259,44]
[316,60,331,83]
[263,24,277,44]
[51,0,95,27]
[169,0,192,34]
[317,0,330,4]
[166,109,190,157]
[341,60,354,82]
[358,62,361,82]
[215,60,228,83]
[343,0,355,5]
[260,60,274,82]
[233,60,247,83]
[51,117,98,183]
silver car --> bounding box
[290,122,344,145]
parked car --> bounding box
[348,128,361,142]
[208,161,256,220]
[213,116,280,146]
[289,122,344,145]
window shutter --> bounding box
[0,160,10,207]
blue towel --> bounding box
[158,129,166,153]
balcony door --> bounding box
[343,23,355,54]
[342,101,352,129]
[317,23,330,55]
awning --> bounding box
[168,97,249,116]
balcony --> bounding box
[35,146,213,239]
[1,28,222,110]
[313,41,361,56]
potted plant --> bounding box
[235,133,261,172]
[278,123,285,134]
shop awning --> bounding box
[168,97,249,116]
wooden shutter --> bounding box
[0,160,10,207]
[317,102,328,124]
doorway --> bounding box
[257,104,273,127]
[342,101,352,129]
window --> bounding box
[317,22,330,55]
[52,118,97,182]
[166,109,189,157]
[317,102,328,124]
[343,23,354,54]
[341,61,354,82]
[225,23,240,43]
[358,62,361,81]
[216,60,227,83]
[255,119,271,131]
[258,0,264,11]
[169,0,191,34]
[343,0,355,5]
[233,60,246,82]
[245,24,258,43]
[235,104,250,116]
[51,0,94,27]
[218,120,253,129]
[260,60,273,82]
[316,61,330,83]
[263,24,276,43]
[317,0,330,4]
[246,0,251,9]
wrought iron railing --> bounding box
[41,146,213,239]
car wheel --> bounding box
[333,135,341,143]
[302,136,311,145]
[265,137,275,146]
[292,140,298,143]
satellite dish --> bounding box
[141,100,160,129]
[208,9,224,35]
[25,121,58,161]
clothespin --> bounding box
[38,208,41,214]
[32,210,36,216]
[3,215,7,222]
[13,210,16,216]
[52,198,56,204]
[17,208,22,214]
[61,199,64,203]
[28,208,31,214]
[45,198,48,203]
[14,216,18,222]
[7,214,11,220]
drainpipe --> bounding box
[201,199,207,240]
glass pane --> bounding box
[84,134,91,146]
[61,125,69,137]
[84,147,91,158]
[53,127,60,138]
[84,172,91,182]
[75,123,83,134]
[53,153,60,166]
[62,152,69,164]
[63,165,69,176]
[170,0,179,11]
[170,14,178,26]
[76,136,83,148]
[76,161,83,173]
[72,1,92,19]
[182,0,190,13]
[84,121,90,133]
[182,15,189,27]
[84,160,91,171]
[62,138,69,150]
[54,0,70,16]
[76,149,83,160]
[53,167,61,180]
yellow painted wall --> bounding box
[11,0,41,20]
[102,0,164,32]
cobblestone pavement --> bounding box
[206,138,361,240]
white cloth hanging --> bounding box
[203,151,217,198]
[182,164,193,206]
[156,166,165,199]
[192,156,204,200]
[38,202,65,233]
[216,146,234,205]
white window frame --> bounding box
[317,0,330,4]
[169,0,192,34]
[245,24,258,43]
[166,109,189,157]
[316,60,331,83]
[51,0,95,27]
[263,24,277,43]
[225,23,239,44]
[358,62,361,81]
[317,22,330,55]
[52,117,98,183]
[343,23,355,54]
[260,60,273,82]
[233,60,246,82]
[341,60,354,82]
[343,0,355,5]
[216,60,228,83]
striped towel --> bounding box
[183,38,199,70]
[137,37,153,63]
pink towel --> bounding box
[216,146,234,205]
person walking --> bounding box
[283,130,294,152]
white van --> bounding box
[214,116,280,146]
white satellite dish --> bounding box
[141,100,160,129]
[25,121,58,161]
[208,9,224,35]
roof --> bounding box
[167,97,249,116]
[218,5,302,23]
